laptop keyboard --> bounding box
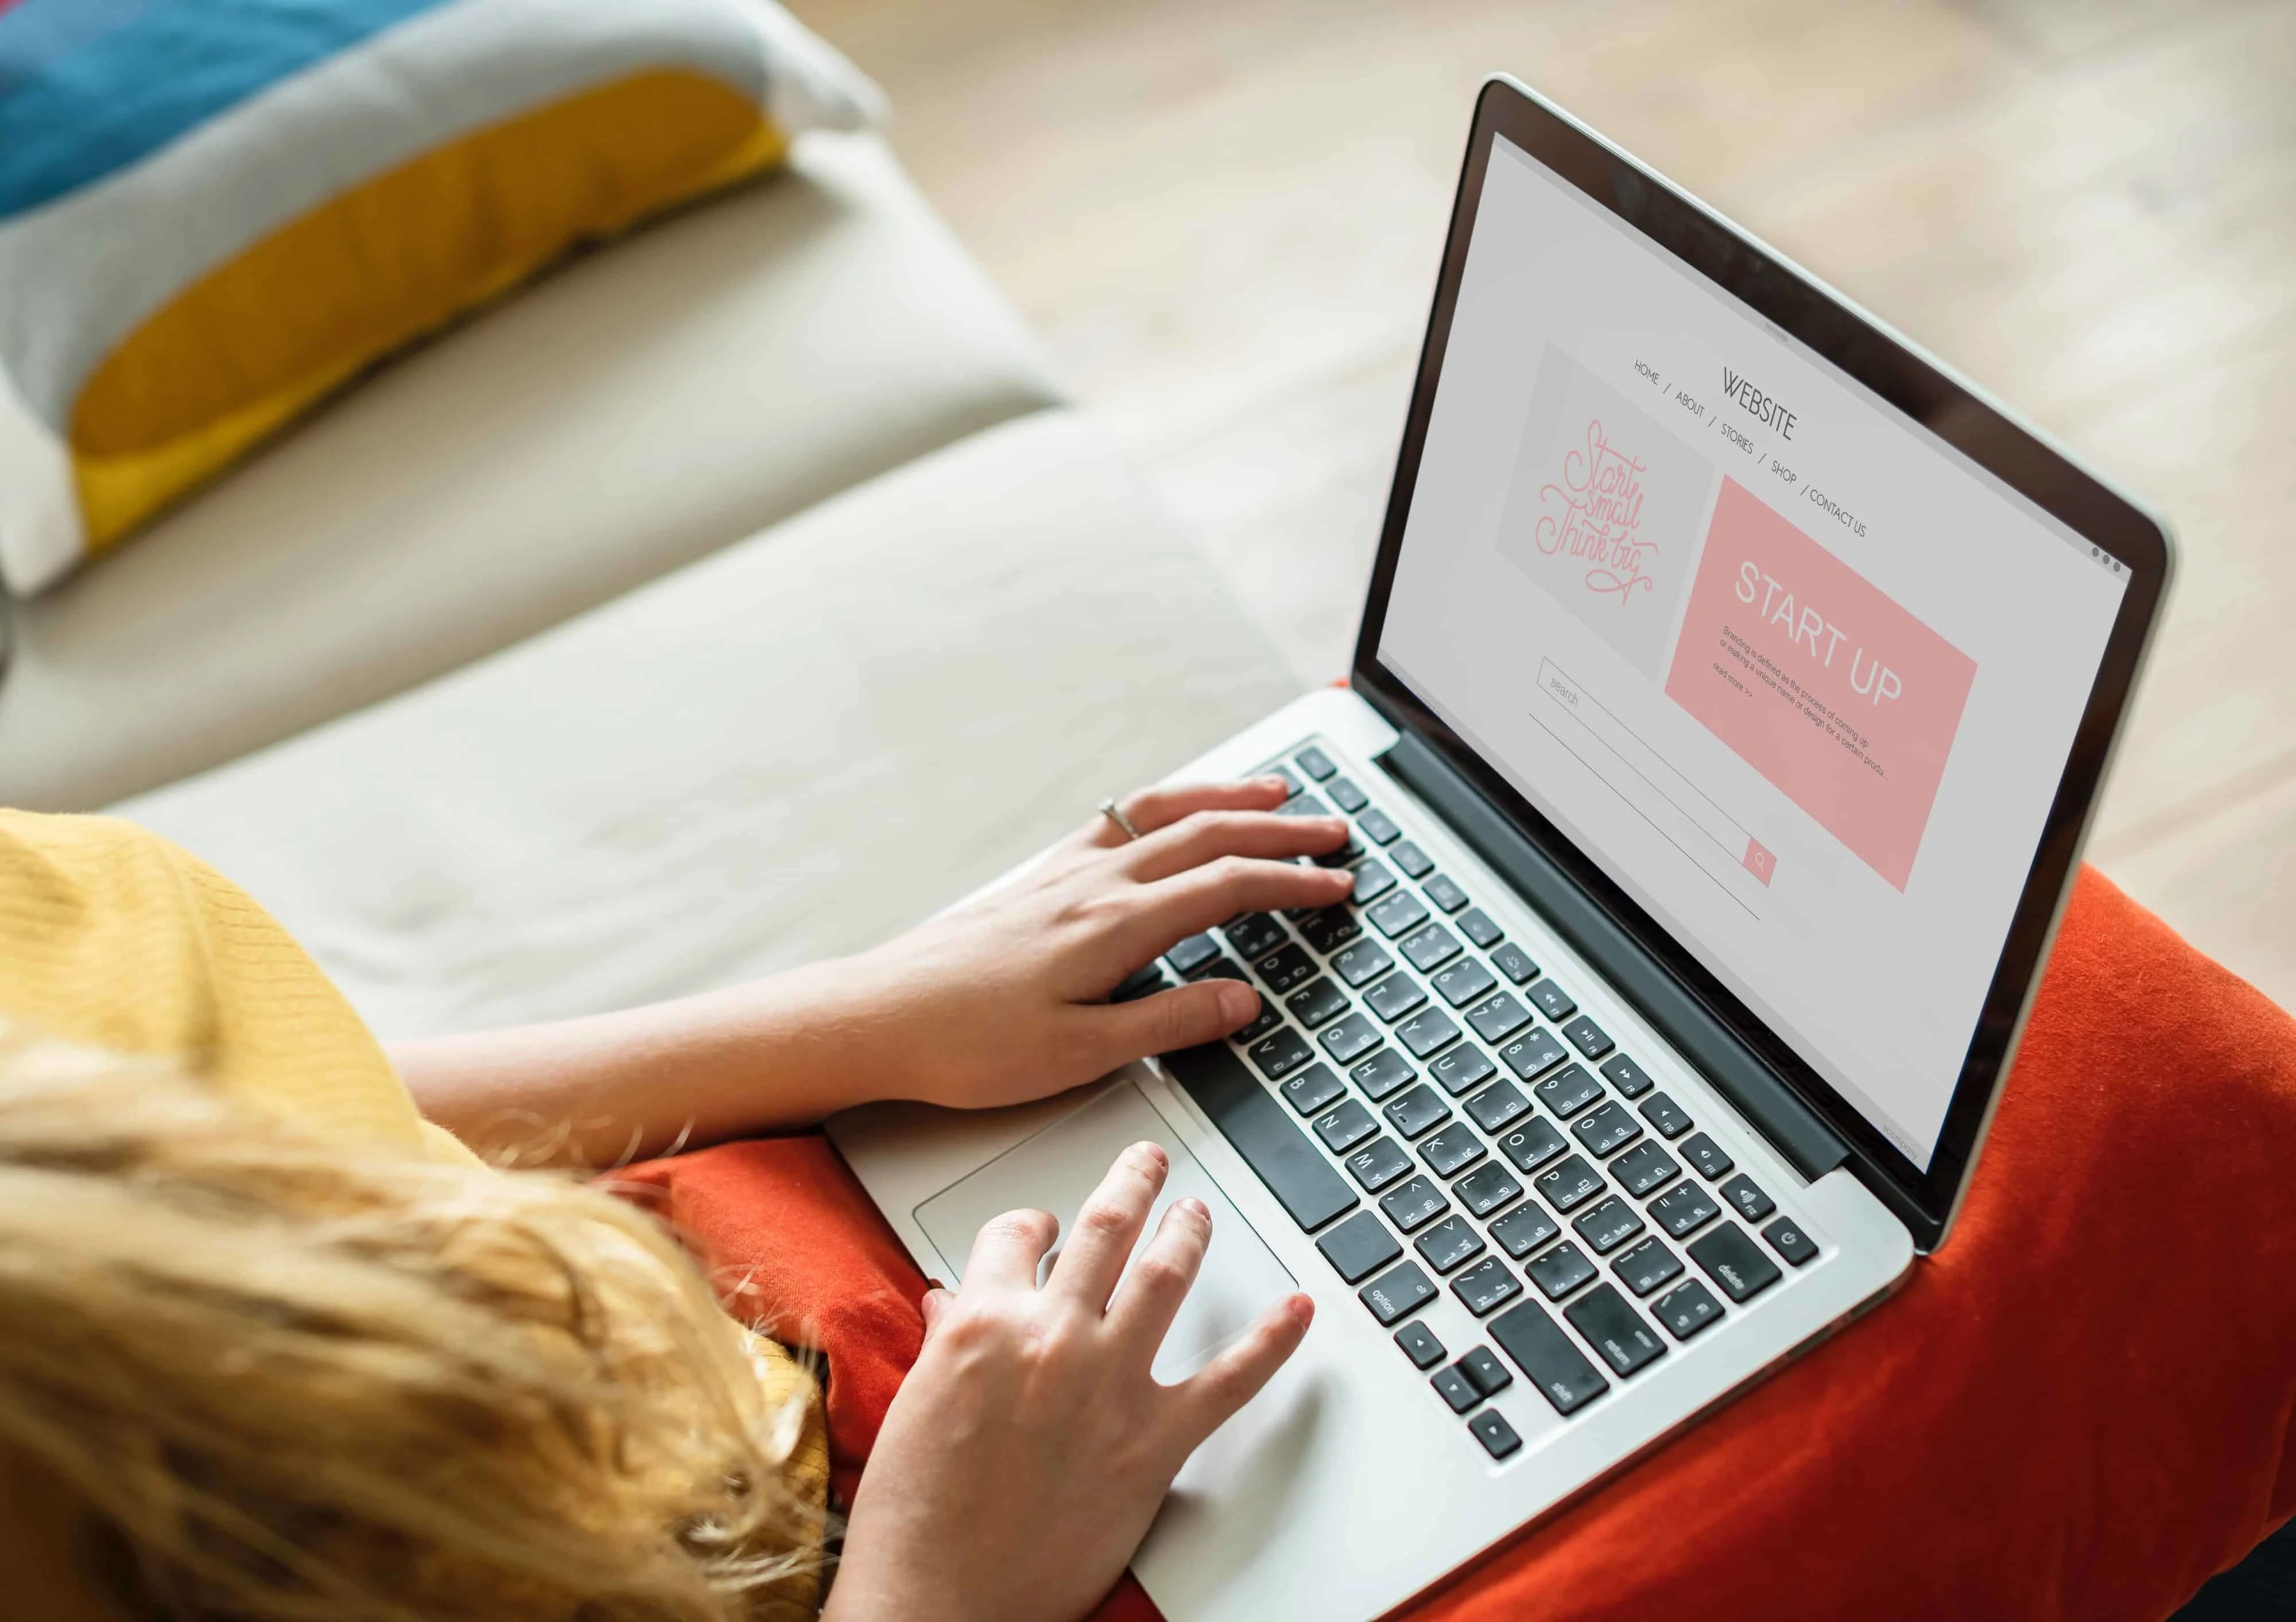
[1154,740,1821,1462]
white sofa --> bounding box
[2,133,1302,1038]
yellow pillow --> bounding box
[0,0,881,595]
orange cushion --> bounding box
[619,866,2296,1619]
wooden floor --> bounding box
[794,0,2296,1011]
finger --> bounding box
[963,1207,1060,1291]
[1171,1291,1314,1443]
[918,1285,953,1343]
[1108,858,1355,965]
[1120,809,1351,882]
[1082,978,1262,1070]
[1080,779,1293,848]
[1106,1195,1212,1357]
[1046,1142,1167,1312]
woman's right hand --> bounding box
[823,1142,1313,1622]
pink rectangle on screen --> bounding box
[1742,838,1776,886]
[1665,479,1977,891]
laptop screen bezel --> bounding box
[1349,77,2173,1243]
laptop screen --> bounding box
[1375,132,2131,1172]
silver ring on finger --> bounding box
[1099,798,1142,841]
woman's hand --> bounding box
[826,777,1354,1112]
[824,1142,1313,1622]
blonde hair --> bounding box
[0,1020,823,1622]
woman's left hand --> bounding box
[820,777,1355,1112]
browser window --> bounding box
[1379,134,2128,1168]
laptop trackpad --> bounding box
[914,1078,1298,1384]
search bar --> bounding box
[1535,658,1775,892]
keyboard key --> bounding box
[1111,962,1173,1003]
[1399,923,1463,973]
[1638,1092,1693,1139]
[1525,979,1577,1021]
[1351,1048,1416,1103]
[1365,973,1429,1023]
[1345,1137,1414,1193]
[1432,956,1498,1008]
[1503,1029,1572,1083]
[1451,1255,1523,1317]
[1455,1162,1525,1219]
[1394,1320,1446,1369]
[1492,1300,1609,1415]
[1166,933,1224,977]
[1610,1235,1684,1297]
[1490,1202,1560,1258]
[1327,776,1370,813]
[1277,792,1329,820]
[1560,1015,1614,1060]
[1533,1062,1603,1117]
[1266,765,1302,798]
[1457,908,1504,949]
[1496,1115,1568,1173]
[1610,1140,1681,1197]
[1318,1012,1383,1065]
[1313,833,1366,869]
[1653,1278,1727,1341]
[1294,906,1362,954]
[1460,1345,1513,1397]
[1357,808,1402,846]
[1316,1210,1403,1283]
[1280,1061,1346,1116]
[1414,1214,1486,1274]
[1432,1364,1481,1413]
[1681,1132,1734,1181]
[1398,1008,1462,1060]
[1469,1408,1524,1458]
[1194,952,1247,985]
[1564,1283,1668,1377]
[1424,874,1471,914]
[1525,1239,1598,1300]
[1763,1215,1819,1267]
[1223,913,1287,960]
[1491,942,1541,984]
[1466,992,1534,1045]
[1599,1053,1655,1097]
[1252,944,1317,994]
[1368,891,1432,940]
[1294,744,1337,781]
[1572,1099,1643,1158]
[1388,840,1435,879]
[1247,1028,1314,1080]
[1534,1153,1604,1213]
[1419,1122,1487,1178]
[1649,1182,1721,1239]
[1383,1084,1452,1140]
[1360,1261,1436,1325]
[1159,1043,1359,1232]
[1572,1194,1646,1255]
[1717,1174,1776,1224]
[1432,1044,1498,1098]
[1234,995,1282,1044]
[1465,1079,1533,1135]
[1351,860,1398,906]
[1313,1098,1377,1154]
[1688,1223,1783,1303]
[1379,1175,1449,1232]
[1285,976,1350,1030]
[1331,941,1393,988]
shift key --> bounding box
[1162,1042,1359,1231]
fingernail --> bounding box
[1220,981,1259,1023]
[1134,1141,1168,1169]
[1256,775,1289,791]
[1181,1197,1209,1220]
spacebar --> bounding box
[1160,1042,1359,1232]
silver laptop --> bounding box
[827,76,2172,1622]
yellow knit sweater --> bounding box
[0,809,827,1615]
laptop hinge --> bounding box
[1378,729,1851,1183]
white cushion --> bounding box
[0,133,1058,812]
[115,410,1302,1040]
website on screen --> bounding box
[1379,135,2127,1167]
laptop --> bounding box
[826,76,2172,1622]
